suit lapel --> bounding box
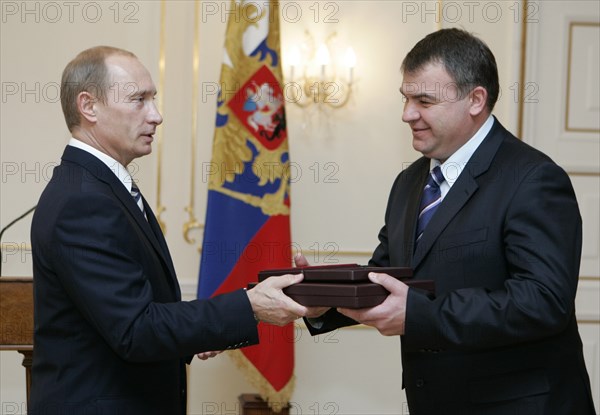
[401,162,430,265]
[62,146,179,291]
[142,197,181,299]
[411,118,506,269]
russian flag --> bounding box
[198,0,295,408]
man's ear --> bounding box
[468,86,488,116]
[77,91,98,123]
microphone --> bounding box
[0,206,36,277]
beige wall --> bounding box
[1,1,598,414]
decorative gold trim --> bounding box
[300,249,372,259]
[183,0,203,245]
[298,320,600,329]
[7,244,594,281]
[0,243,31,251]
[194,246,374,257]
[567,171,600,177]
[565,21,600,133]
[155,0,167,233]
[228,349,294,412]
[517,0,528,139]
[334,250,372,257]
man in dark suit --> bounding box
[30,46,311,415]
[301,29,596,414]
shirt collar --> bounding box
[430,114,495,187]
[68,138,134,192]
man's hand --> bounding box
[293,252,310,267]
[337,272,409,336]
[246,273,307,326]
[196,350,223,361]
[293,252,330,318]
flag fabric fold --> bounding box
[198,0,294,409]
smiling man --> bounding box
[30,46,310,415]
[302,29,596,415]
[400,62,490,163]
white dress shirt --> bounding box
[429,114,495,200]
[68,138,136,193]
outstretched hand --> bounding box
[293,252,310,267]
[293,251,330,319]
[246,273,308,326]
[196,350,223,360]
[337,272,409,336]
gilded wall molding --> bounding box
[565,21,600,134]
[517,0,529,139]
[183,0,203,246]
[155,0,167,233]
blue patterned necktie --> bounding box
[130,184,145,216]
[415,166,445,244]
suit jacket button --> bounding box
[416,379,425,388]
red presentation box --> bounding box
[255,265,434,308]
[257,263,359,281]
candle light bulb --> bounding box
[315,43,331,66]
[344,47,357,68]
[344,47,356,84]
[288,46,301,67]
[287,46,301,81]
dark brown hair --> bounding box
[402,28,499,112]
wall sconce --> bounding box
[286,32,356,109]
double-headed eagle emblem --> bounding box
[209,1,290,217]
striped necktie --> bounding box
[415,166,445,244]
[130,184,145,216]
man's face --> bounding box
[92,55,162,166]
[400,63,475,162]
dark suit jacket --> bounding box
[30,146,259,415]
[309,119,596,415]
